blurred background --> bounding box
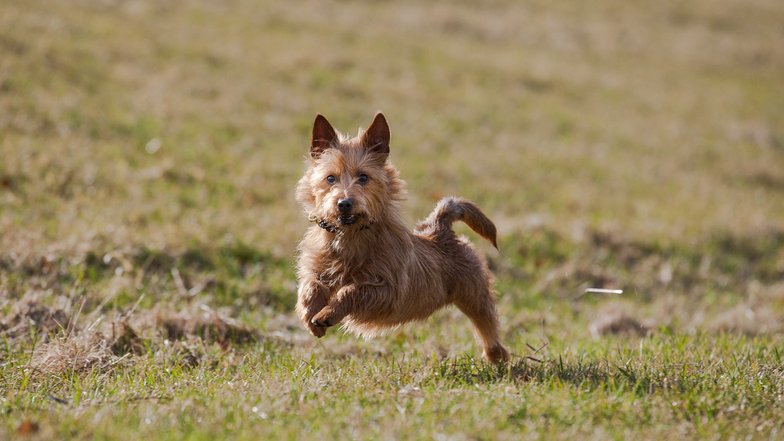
[1,0,783,339]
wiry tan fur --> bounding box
[295,113,509,363]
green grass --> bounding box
[3,335,783,439]
[1,0,784,439]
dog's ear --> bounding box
[311,114,338,159]
[361,112,390,160]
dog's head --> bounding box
[296,113,405,232]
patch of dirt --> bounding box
[709,304,783,336]
[109,320,147,356]
[0,294,69,339]
[590,314,649,338]
[589,305,651,338]
[153,306,259,346]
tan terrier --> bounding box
[295,113,509,363]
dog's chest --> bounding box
[316,253,385,291]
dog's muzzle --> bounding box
[339,214,358,225]
[310,214,373,233]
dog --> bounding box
[295,112,509,363]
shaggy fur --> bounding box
[295,113,509,363]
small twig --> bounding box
[584,288,623,294]
[171,268,188,297]
[48,394,69,405]
[125,293,146,320]
[526,341,548,354]
[66,296,87,337]
[574,287,624,300]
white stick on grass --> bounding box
[584,288,623,294]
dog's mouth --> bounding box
[311,212,369,233]
[338,214,359,225]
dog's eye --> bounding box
[326,175,336,184]
[358,174,369,185]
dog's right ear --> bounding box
[311,114,338,159]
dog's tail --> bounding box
[418,197,498,249]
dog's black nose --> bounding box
[337,198,353,213]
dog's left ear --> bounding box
[361,112,390,160]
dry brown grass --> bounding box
[6,294,261,377]
[31,332,120,376]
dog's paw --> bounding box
[310,308,337,328]
[310,316,333,328]
[307,321,327,338]
[484,344,510,364]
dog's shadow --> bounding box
[428,354,648,392]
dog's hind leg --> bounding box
[455,289,509,363]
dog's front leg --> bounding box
[296,280,329,337]
[310,284,358,329]
[311,283,391,329]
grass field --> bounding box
[2,0,784,439]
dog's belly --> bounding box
[342,278,451,337]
